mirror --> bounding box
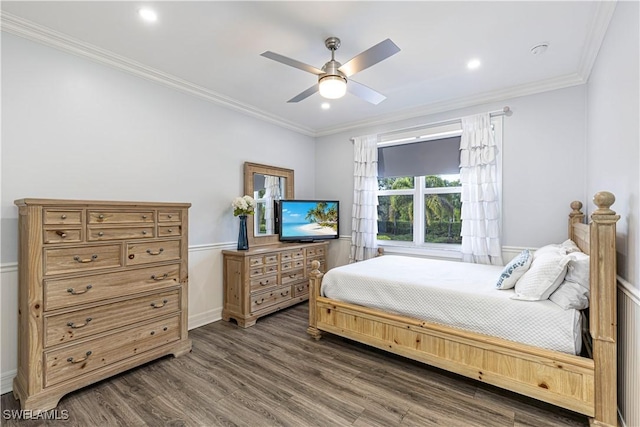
[244,162,294,246]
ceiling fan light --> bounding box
[319,75,347,99]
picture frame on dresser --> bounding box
[12,198,192,412]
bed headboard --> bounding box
[569,191,619,424]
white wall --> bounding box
[586,3,639,426]
[315,85,588,259]
[0,33,316,391]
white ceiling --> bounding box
[1,1,615,136]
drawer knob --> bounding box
[67,318,92,329]
[255,298,265,305]
[167,229,173,233]
[98,232,104,237]
[151,299,169,308]
[150,273,169,281]
[67,284,92,295]
[142,230,147,235]
[281,291,289,297]
[67,351,92,364]
[142,215,147,219]
[259,280,270,286]
[146,248,164,256]
[168,214,173,219]
[61,214,67,220]
[98,214,104,220]
[73,254,98,263]
[56,231,67,238]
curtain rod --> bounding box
[352,106,512,141]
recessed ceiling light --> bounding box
[467,59,481,70]
[138,8,158,22]
[321,103,331,110]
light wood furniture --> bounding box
[13,198,192,411]
[222,241,328,327]
[244,162,294,246]
[308,191,619,427]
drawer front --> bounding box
[250,275,278,293]
[44,264,180,311]
[44,209,82,226]
[88,226,154,241]
[88,210,154,224]
[44,314,180,387]
[158,211,181,223]
[44,244,122,276]
[281,268,304,286]
[158,225,181,237]
[44,289,180,347]
[251,287,291,313]
[126,240,181,266]
[293,282,309,297]
[44,229,82,244]
[281,249,304,262]
[249,256,264,267]
[306,247,325,257]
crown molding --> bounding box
[577,1,618,81]
[1,2,615,139]
[0,12,316,137]
[315,73,586,137]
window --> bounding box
[377,174,462,246]
[375,117,502,254]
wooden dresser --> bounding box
[222,242,328,327]
[13,198,192,411]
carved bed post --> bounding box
[589,191,620,427]
[569,200,585,242]
[307,260,324,340]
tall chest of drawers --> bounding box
[222,242,328,327]
[13,198,192,411]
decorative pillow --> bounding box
[565,251,590,289]
[511,252,571,301]
[549,280,590,310]
[496,250,532,290]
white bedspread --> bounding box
[321,255,581,355]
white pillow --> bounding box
[496,250,532,290]
[533,244,567,260]
[565,251,590,289]
[511,252,570,301]
[549,280,590,310]
[561,239,582,254]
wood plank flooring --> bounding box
[1,303,589,426]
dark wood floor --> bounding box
[1,303,589,426]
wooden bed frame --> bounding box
[307,191,619,427]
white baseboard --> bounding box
[188,307,222,330]
[1,369,16,395]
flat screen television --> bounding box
[277,200,339,242]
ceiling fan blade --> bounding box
[339,39,401,77]
[287,84,319,103]
[261,51,324,75]
[347,80,386,105]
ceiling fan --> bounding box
[261,37,400,105]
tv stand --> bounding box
[221,241,328,328]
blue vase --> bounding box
[237,215,249,250]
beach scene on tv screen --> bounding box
[282,202,338,237]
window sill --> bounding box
[377,243,463,261]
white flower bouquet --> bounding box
[232,195,256,216]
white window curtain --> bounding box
[263,175,281,234]
[350,134,379,262]
[459,114,503,265]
